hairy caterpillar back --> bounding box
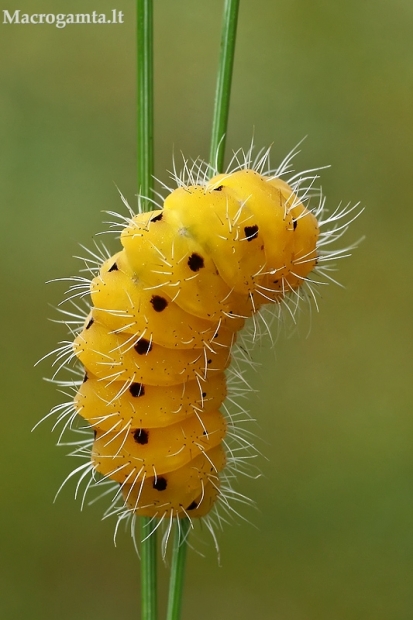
[41,145,360,547]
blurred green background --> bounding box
[1,0,412,618]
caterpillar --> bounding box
[41,145,359,547]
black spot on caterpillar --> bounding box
[150,295,168,312]
[129,382,145,397]
[187,253,205,272]
[134,339,153,355]
[153,477,167,491]
[244,225,259,241]
[133,429,149,445]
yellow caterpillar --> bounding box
[41,147,358,544]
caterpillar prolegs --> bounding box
[44,147,358,540]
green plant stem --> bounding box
[166,519,191,620]
[209,0,240,173]
[137,2,157,619]
[137,0,154,206]
[140,517,158,620]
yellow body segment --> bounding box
[163,185,266,294]
[75,373,227,430]
[92,250,242,348]
[91,409,227,481]
[121,445,226,518]
[121,209,235,320]
[208,170,295,274]
[73,318,232,386]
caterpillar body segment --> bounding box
[91,251,245,349]
[75,373,227,431]
[73,318,233,387]
[163,185,266,295]
[121,445,226,519]
[121,209,237,321]
[91,408,227,482]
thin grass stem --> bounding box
[209,0,241,172]
[137,0,154,206]
[140,517,158,620]
[166,520,191,620]
[137,1,157,619]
